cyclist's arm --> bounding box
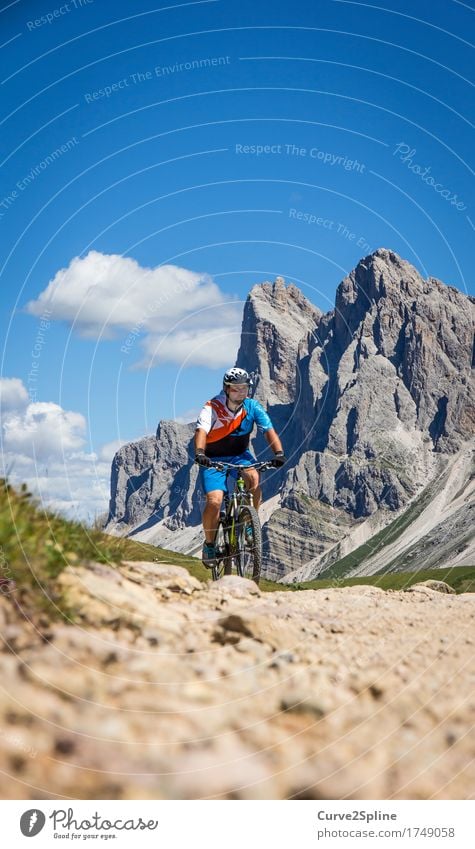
[194,402,214,455]
[194,428,207,453]
[264,428,283,454]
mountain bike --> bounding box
[208,460,274,585]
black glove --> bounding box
[195,450,211,467]
[272,451,286,467]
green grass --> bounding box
[286,565,475,594]
[316,470,447,581]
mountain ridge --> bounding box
[106,249,475,580]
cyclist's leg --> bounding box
[203,490,224,543]
[238,450,261,510]
[200,463,227,542]
[241,468,261,509]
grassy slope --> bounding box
[315,470,447,581]
[286,566,475,594]
[0,480,211,619]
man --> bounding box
[194,367,286,566]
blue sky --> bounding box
[0,0,473,518]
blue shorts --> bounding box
[200,450,256,494]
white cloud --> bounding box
[140,326,240,368]
[16,455,112,519]
[0,377,29,412]
[0,378,117,522]
[97,439,129,463]
[2,401,86,461]
[25,252,242,365]
[173,407,200,425]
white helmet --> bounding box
[223,367,252,388]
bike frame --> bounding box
[210,460,273,546]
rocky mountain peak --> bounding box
[334,248,424,343]
[325,248,475,451]
[236,276,322,406]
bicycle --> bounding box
[206,460,275,585]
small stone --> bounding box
[409,580,456,595]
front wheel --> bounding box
[212,517,233,581]
[236,506,262,584]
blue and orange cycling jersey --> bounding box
[195,391,273,457]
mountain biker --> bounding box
[194,367,286,566]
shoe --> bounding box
[202,541,216,567]
[245,525,254,546]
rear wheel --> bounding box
[212,518,232,581]
[236,506,262,584]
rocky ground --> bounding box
[0,561,474,800]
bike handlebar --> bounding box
[207,460,275,472]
